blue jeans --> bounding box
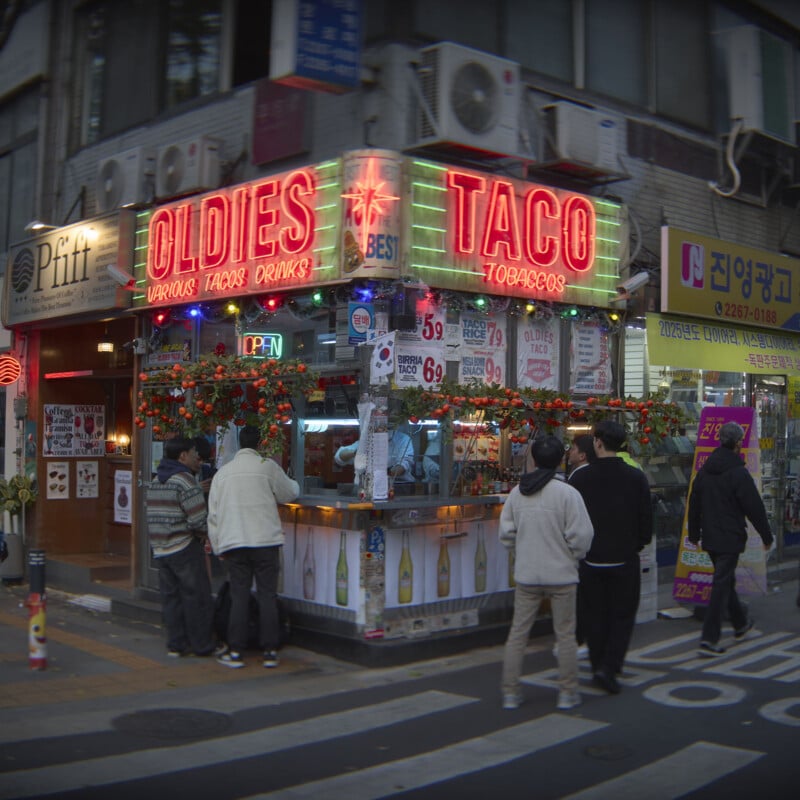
[702,551,748,644]
[157,537,215,655]
[225,546,280,653]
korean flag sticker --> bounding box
[372,332,396,378]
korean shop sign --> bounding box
[661,226,800,332]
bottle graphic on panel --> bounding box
[437,534,450,598]
[398,529,413,604]
[277,544,284,594]
[474,525,487,593]
[508,548,516,588]
[303,527,315,600]
[335,531,348,606]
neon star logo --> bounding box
[341,158,400,255]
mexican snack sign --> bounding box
[406,159,627,307]
[662,225,800,332]
[673,406,767,605]
[3,212,135,327]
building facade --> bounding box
[2,1,799,647]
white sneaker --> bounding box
[557,691,582,710]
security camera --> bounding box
[616,271,650,295]
[106,263,136,290]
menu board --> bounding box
[43,404,106,457]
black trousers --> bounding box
[579,558,641,675]
[225,546,280,653]
[702,550,747,644]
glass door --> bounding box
[751,376,787,556]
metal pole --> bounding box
[27,549,47,670]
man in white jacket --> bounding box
[208,425,299,669]
[499,435,594,711]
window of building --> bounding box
[0,90,38,257]
[505,0,573,83]
[585,0,647,106]
[655,0,710,128]
[164,0,223,110]
[412,0,500,53]
[71,0,226,146]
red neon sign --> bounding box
[447,169,596,294]
[146,168,317,304]
[0,354,22,385]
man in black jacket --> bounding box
[688,421,773,657]
[569,420,652,694]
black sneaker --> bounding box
[593,670,621,695]
[263,650,280,668]
[698,641,726,657]
[734,619,754,640]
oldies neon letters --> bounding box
[146,169,316,301]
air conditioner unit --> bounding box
[541,102,626,177]
[715,25,795,144]
[156,136,222,200]
[95,147,155,213]
[416,42,520,156]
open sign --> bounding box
[239,332,284,359]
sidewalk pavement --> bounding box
[1,552,798,716]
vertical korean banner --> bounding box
[787,376,800,536]
[673,406,767,605]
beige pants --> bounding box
[502,582,578,695]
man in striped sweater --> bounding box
[146,437,219,657]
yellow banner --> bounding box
[647,313,800,375]
[661,226,800,332]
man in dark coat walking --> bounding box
[569,420,652,694]
[688,421,773,657]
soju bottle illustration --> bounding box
[277,544,284,594]
[437,535,450,598]
[335,531,348,606]
[474,526,487,593]
[398,530,413,604]
[508,548,516,588]
[303,528,316,600]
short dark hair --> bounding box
[164,437,196,460]
[238,425,261,450]
[572,434,597,463]
[193,436,212,461]
[593,420,627,453]
[719,421,745,449]
[531,435,565,469]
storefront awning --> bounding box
[647,313,800,376]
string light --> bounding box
[261,296,283,313]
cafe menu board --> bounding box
[43,404,106,458]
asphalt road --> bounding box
[1,561,799,799]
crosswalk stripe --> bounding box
[245,714,608,800]
[0,690,475,800]
[560,741,764,799]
